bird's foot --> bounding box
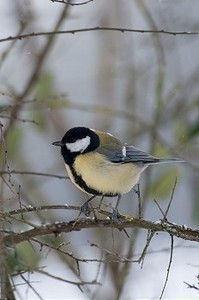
[80,202,90,217]
[111,209,122,223]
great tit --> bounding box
[52,126,183,217]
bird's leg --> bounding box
[115,194,121,210]
[98,196,105,210]
[111,195,122,223]
[80,195,96,217]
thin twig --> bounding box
[89,241,137,263]
[1,27,199,43]
[1,204,79,217]
[0,115,39,125]
[0,170,68,180]
[154,198,165,218]
[154,178,178,221]
[0,121,14,191]
[139,230,155,268]
[159,235,174,299]
[50,0,93,5]
[3,3,71,140]
[31,238,103,263]
[134,184,142,219]
[35,268,100,287]
[184,281,199,291]
[17,184,24,219]
[164,177,178,220]
[19,273,43,300]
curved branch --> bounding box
[1,27,199,43]
[3,213,199,247]
[50,0,94,5]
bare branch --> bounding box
[35,268,100,287]
[1,204,79,216]
[134,184,143,219]
[139,230,155,267]
[164,177,178,220]
[184,281,199,291]
[3,214,199,247]
[31,238,103,263]
[19,273,43,300]
[159,235,174,299]
[50,0,94,5]
[0,170,68,180]
[89,241,137,263]
[3,4,71,140]
[154,178,178,221]
[184,274,199,291]
[154,198,165,218]
[1,27,199,44]
[0,114,39,125]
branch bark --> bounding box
[3,213,199,247]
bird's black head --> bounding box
[52,127,100,165]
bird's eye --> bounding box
[69,137,76,143]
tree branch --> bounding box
[50,0,94,5]
[0,170,68,180]
[159,235,174,299]
[3,213,199,247]
[1,26,199,43]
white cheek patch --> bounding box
[66,136,91,153]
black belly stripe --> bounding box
[70,165,118,197]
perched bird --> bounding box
[52,126,183,218]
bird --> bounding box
[52,126,184,219]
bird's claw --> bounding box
[80,202,90,217]
[111,209,122,223]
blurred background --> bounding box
[0,0,199,299]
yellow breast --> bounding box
[70,152,141,195]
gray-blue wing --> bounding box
[98,144,182,165]
[111,145,160,164]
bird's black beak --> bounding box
[52,140,64,147]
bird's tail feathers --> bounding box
[148,157,185,165]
